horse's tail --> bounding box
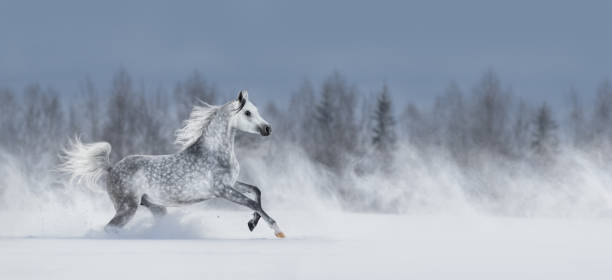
[58,137,112,186]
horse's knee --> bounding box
[248,186,262,205]
[252,186,261,197]
[106,198,139,228]
[148,204,167,217]
[140,194,155,207]
[153,206,167,216]
[120,199,139,212]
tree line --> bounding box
[1,68,611,199]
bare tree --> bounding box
[313,80,337,168]
[81,78,102,141]
[531,102,558,157]
[567,87,586,147]
[136,94,172,155]
[103,69,137,161]
[400,102,430,148]
[20,85,65,170]
[287,79,317,145]
[432,82,469,161]
[174,71,216,123]
[470,70,512,155]
[512,99,532,157]
[67,104,81,137]
[592,79,612,146]
[0,88,20,151]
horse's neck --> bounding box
[186,110,236,157]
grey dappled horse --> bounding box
[60,91,285,238]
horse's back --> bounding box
[107,154,165,196]
[108,153,215,206]
[108,154,156,181]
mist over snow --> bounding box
[2,138,612,238]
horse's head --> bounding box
[232,90,271,136]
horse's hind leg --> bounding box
[105,197,139,232]
[234,181,262,231]
[217,186,285,238]
[140,194,167,217]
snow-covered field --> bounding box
[2,209,612,280]
[2,145,612,279]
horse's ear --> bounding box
[237,90,249,103]
[236,90,248,111]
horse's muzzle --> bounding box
[259,125,271,136]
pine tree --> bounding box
[315,89,335,130]
[372,84,396,156]
[311,72,358,173]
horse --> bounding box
[59,90,285,238]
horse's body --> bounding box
[60,91,284,238]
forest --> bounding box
[1,69,611,216]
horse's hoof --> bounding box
[248,214,260,232]
[248,220,256,232]
[275,231,286,238]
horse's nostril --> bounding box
[259,125,271,136]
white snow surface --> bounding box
[2,209,612,280]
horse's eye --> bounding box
[245,110,251,117]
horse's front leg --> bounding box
[216,185,285,238]
[233,181,262,231]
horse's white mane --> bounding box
[175,102,220,150]
[174,100,241,150]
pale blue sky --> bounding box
[1,0,611,108]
